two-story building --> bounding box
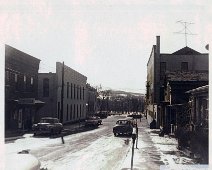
[5,45,44,131]
[146,36,208,128]
[37,62,87,124]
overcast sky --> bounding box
[1,0,211,93]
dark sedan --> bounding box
[113,118,134,136]
[32,117,63,136]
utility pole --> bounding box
[60,61,64,123]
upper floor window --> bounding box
[43,78,49,97]
[181,62,188,72]
[83,87,85,100]
[15,74,18,83]
[74,84,76,99]
[80,87,82,100]
[67,82,69,98]
[71,83,73,99]
[77,85,79,99]
[30,77,33,85]
[24,75,26,83]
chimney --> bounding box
[156,36,160,55]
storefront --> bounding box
[6,98,45,130]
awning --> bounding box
[8,98,45,106]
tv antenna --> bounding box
[174,20,197,47]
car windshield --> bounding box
[40,118,58,123]
[116,120,129,125]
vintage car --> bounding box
[85,116,100,127]
[95,116,102,125]
[113,117,135,136]
[127,112,142,119]
[32,117,63,136]
[95,111,108,119]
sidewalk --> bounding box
[120,116,198,170]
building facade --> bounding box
[146,36,209,128]
[86,84,98,117]
[161,72,208,131]
[38,62,87,124]
[5,45,43,131]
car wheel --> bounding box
[114,133,118,137]
[34,132,37,136]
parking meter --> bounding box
[131,127,137,170]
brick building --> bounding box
[5,45,44,131]
[37,62,87,124]
[146,36,209,128]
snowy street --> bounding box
[5,114,197,170]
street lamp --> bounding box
[86,103,88,116]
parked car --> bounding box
[95,111,108,119]
[113,117,135,136]
[6,152,41,170]
[85,116,100,127]
[127,112,142,119]
[32,117,63,136]
[95,116,102,125]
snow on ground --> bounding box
[147,129,196,166]
[6,126,106,155]
[40,135,130,170]
[5,116,198,170]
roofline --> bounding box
[186,85,209,94]
[5,44,41,61]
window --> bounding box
[80,87,82,100]
[83,87,85,100]
[15,74,18,82]
[43,78,49,97]
[181,62,188,72]
[77,85,79,99]
[23,75,27,90]
[71,83,73,99]
[70,105,72,120]
[67,82,69,98]
[24,75,26,83]
[66,104,69,121]
[74,84,76,99]
[73,104,76,119]
[30,77,33,85]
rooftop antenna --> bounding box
[174,20,197,47]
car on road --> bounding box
[113,117,135,136]
[95,111,108,119]
[32,117,63,136]
[127,112,142,119]
[96,116,102,125]
[85,116,100,127]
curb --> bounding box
[5,136,25,142]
